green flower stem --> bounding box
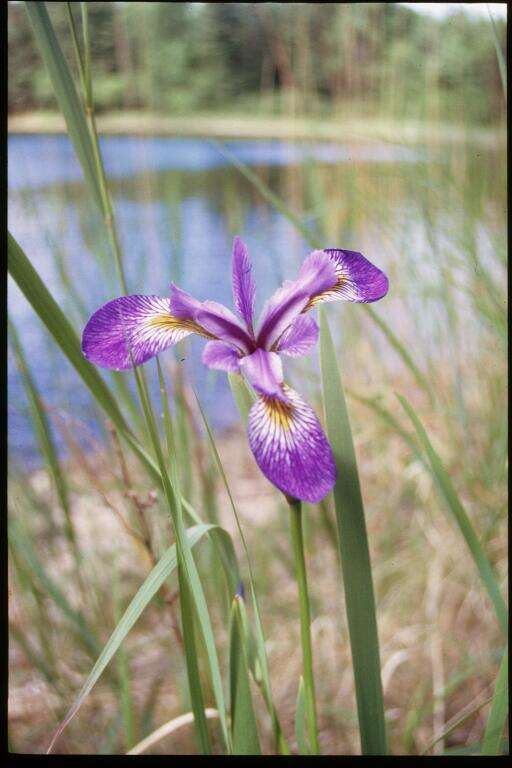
[288,497,320,755]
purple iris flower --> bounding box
[82,238,388,504]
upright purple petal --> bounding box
[255,251,337,350]
[196,301,254,354]
[276,314,319,357]
[239,349,285,399]
[82,295,206,370]
[247,384,336,503]
[232,237,256,333]
[202,340,241,373]
[169,283,204,320]
[297,249,338,296]
[255,281,310,350]
[304,249,388,308]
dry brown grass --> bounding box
[8,365,507,754]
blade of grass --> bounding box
[397,394,507,635]
[127,709,219,755]
[73,1,128,292]
[364,305,434,403]
[156,363,213,757]
[228,372,255,422]
[319,309,387,755]
[9,320,84,593]
[139,360,231,752]
[229,596,262,755]
[295,676,310,755]
[24,1,102,211]
[46,522,217,753]
[178,565,212,755]
[487,4,507,101]
[199,384,290,755]
[8,232,160,484]
[482,645,508,755]
[288,497,320,754]
[112,561,137,751]
[421,692,497,755]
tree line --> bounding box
[8,2,506,125]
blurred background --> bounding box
[8,1,507,756]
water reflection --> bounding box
[8,134,505,468]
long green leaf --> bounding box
[364,305,434,403]
[112,562,136,750]
[24,1,103,211]
[138,361,231,751]
[9,321,71,527]
[8,233,126,435]
[487,5,507,101]
[319,309,387,755]
[228,372,255,423]
[179,565,212,755]
[398,394,507,635]
[7,232,160,483]
[482,645,508,755]
[295,677,310,756]
[220,382,290,755]
[46,523,216,753]
[156,360,212,755]
[229,597,262,755]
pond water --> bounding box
[8,133,506,469]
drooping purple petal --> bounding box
[247,384,336,503]
[232,237,256,333]
[196,300,254,354]
[239,349,285,399]
[202,340,241,373]
[82,295,207,371]
[255,281,310,350]
[304,249,388,308]
[275,314,319,357]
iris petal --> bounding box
[255,282,310,350]
[247,384,336,503]
[305,249,388,308]
[202,340,241,373]
[196,300,254,353]
[82,295,210,371]
[275,315,319,357]
[169,283,204,319]
[239,349,285,399]
[232,237,256,333]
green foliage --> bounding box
[229,596,261,755]
[9,2,506,124]
[46,523,219,752]
[482,646,508,755]
[320,310,387,756]
[398,394,507,635]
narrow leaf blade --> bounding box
[24,1,103,210]
[295,676,310,756]
[398,393,507,635]
[229,597,262,755]
[47,524,216,753]
[319,309,387,755]
[482,645,508,755]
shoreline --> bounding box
[8,111,505,148]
